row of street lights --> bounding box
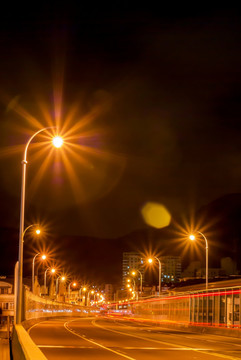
[126,231,209,298]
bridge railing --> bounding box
[106,284,241,329]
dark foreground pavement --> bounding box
[0,338,10,360]
[29,316,241,359]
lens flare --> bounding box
[141,202,171,229]
[52,136,63,148]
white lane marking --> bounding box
[92,320,240,360]
[38,345,94,348]
[27,316,94,334]
[64,320,136,360]
[28,320,48,333]
[92,320,183,348]
[123,347,210,350]
[38,345,212,351]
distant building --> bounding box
[160,256,181,283]
[122,252,144,287]
[0,277,14,330]
[181,261,201,279]
[221,257,239,275]
[197,268,225,278]
[105,284,114,302]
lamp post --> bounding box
[56,276,66,297]
[82,287,87,305]
[44,267,56,296]
[68,282,77,302]
[16,128,63,323]
[148,257,162,296]
[126,277,137,300]
[189,232,209,290]
[131,270,143,294]
[32,253,46,294]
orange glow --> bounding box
[52,136,63,148]
[41,254,47,260]
[189,234,195,241]
[148,258,153,264]
[36,229,41,235]
[51,268,56,273]
[141,202,171,229]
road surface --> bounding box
[29,316,241,359]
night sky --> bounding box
[0,4,241,282]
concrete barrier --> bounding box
[12,324,47,360]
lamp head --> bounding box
[52,136,63,148]
[61,276,66,281]
[132,271,136,276]
[73,282,77,287]
[148,258,153,264]
[41,254,47,260]
[51,268,56,273]
[189,234,195,241]
[36,229,41,235]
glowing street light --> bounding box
[32,253,47,294]
[148,257,162,296]
[68,282,77,299]
[52,136,63,148]
[16,128,63,323]
[56,275,66,296]
[131,269,143,294]
[44,267,56,296]
[35,229,41,235]
[189,232,209,290]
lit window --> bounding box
[3,303,9,310]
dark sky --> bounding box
[0,4,241,241]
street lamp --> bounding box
[56,276,66,297]
[189,232,209,290]
[68,282,77,301]
[32,253,47,294]
[44,267,56,296]
[131,270,143,294]
[16,128,63,323]
[148,257,162,296]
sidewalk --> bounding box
[0,338,10,360]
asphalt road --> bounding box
[29,316,241,359]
